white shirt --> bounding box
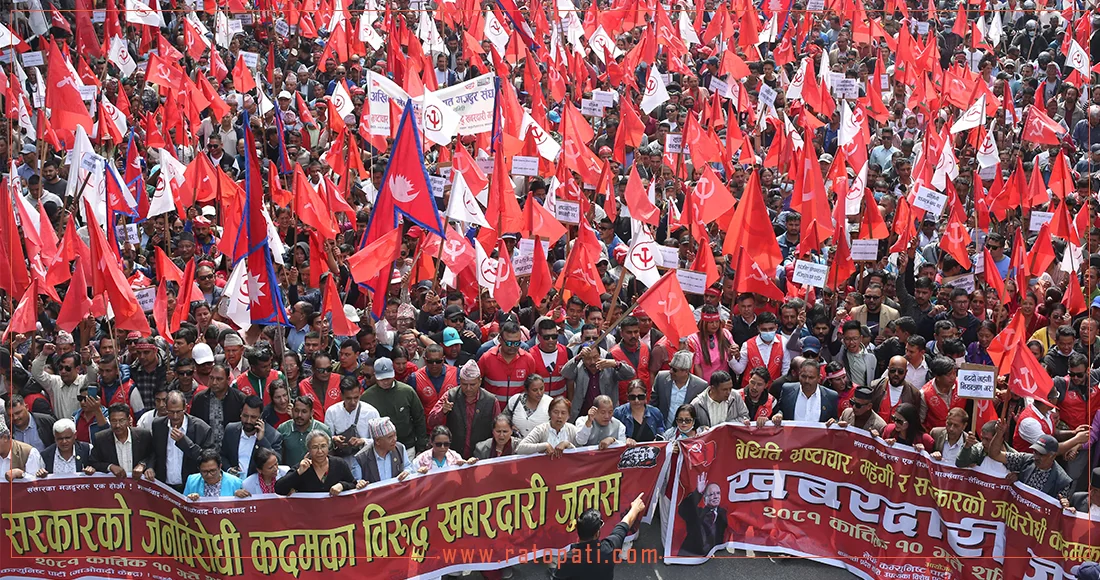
[165,417,188,485]
[1017,403,1053,446]
[940,434,964,466]
[53,448,77,475]
[730,335,792,376]
[978,455,1008,477]
[114,429,134,472]
[889,384,904,407]
[1,446,42,478]
[906,360,928,389]
[704,393,729,426]
[547,425,570,447]
[793,387,822,423]
[237,430,258,474]
[506,393,552,437]
[324,401,381,441]
[1090,504,1100,520]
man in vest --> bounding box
[409,345,458,412]
[986,420,1087,502]
[1013,386,1088,457]
[730,312,789,387]
[298,354,341,422]
[920,356,966,434]
[1052,353,1099,485]
[96,355,144,415]
[610,316,650,404]
[426,362,501,458]
[353,417,412,487]
[741,367,777,424]
[1,419,42,481]
[478,321,537,404]
[235,345,286,405]
[871,356,926,422]
[530,318,570,398]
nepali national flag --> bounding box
[230,110,270,265]
[385,100,444,236]
[246,246,291,326]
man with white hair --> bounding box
[427,361,502,458]
[652,351,708,429]
[37,419,92,476]
[0,418,42,481]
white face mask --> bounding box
[955,357,966,368]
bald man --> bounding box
[869,356,927,422]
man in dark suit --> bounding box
[1069,467,1100,514]
[190,363,247,450]
[677,473,728,556]
[35,419,92,476]
[353,417,411,486]
[144,391,213,491]
[220,396,282,477]
[773,363,839,423]
[90,403,154,478]
[652,351,708,430]
[8,394,56,452]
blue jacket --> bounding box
[612,404,665,440]
[183,472,244,498]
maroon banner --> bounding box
[0,444,667,580]
[664,423,1096,580]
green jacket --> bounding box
[363,382,428,453]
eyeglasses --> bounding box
[59,365,74,372]
[676,417,694,424]
[628,394,647,401]
[425,359,444,364]
[541,333,559,341]
[502,340,522,347]
[361,374,375,380]
[865,295,881,300]
[200,468,221,476]
[1070,371,1087,378]
[433,441,451,448]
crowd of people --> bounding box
[2,0,1100,574]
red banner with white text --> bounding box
[0,444,668,580]
[664,423,1097,580]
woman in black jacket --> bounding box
[275,430,354,496]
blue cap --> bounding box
[1091,296,1100,309]
[442,327,463,347]
[801,336,822,355]
[1076,562,1100,580]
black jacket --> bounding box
[89,428,155,473]
[150,415,213,485]
[676,491,728,557]
[552,521,631,580]
[40,442,92,474]
[220,422,283,475]
[190,388,247,430]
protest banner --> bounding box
[664,424,1096,580]
[0,444,668,580]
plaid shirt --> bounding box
[129,359,167,409]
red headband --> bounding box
[700,312,721,323]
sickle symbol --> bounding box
[529,125,545,142]
[630,245,655,270]
[749,262,769,282]
[646,76,657,96]
[425,105,443,130]
[443,239,465,260]
[482,257,498,285]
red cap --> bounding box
[406,226,423,239]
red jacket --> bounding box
[298,375,342,421]
[529,343,571,398]
[411,365,459,413]
[610,343,650,404]
[478,346,537,403]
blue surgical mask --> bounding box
[760,331,777,343]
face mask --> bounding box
[760,331,777,343]
[1028,30,1036,37]
[955,357,966,367]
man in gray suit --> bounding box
[562,345,635,420]
[220,396,282,477]
[354,417,412,487]
[652,351,708,429]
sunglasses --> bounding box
[59,365,74,372]
[77,395,88,402]
[425,359,444,364]
[1070,371,1087,378]
[893,416,907,423]
[986,244,1002,250]
[541,333,559,340]
[850,401,869,409]
[501,340,522,347]
[198,274,214,281]
[676,417,694,424]
[433,441,451,448]
[628,394,647,401]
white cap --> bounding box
[278,90,293,100]
[191,343,215,365]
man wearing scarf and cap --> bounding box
[353,417,412,486]
[427,361,501,458]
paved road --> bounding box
[473,513,859,580]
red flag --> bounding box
[636,271,697,348]
[1021,106,1068,145]
[2,282,38,341]
[1064,272,1087,316]
[988,311,1027,374]
[323,275,359,337]
[528,236,552,306]
[152,277,172,342]
[56,256,93,333]
[438,226,476,273]
[232,54,257,94]
[623,166,661,226]
[84,199,141,319]
[1008,342,1054,400]
[292,165,337,239]
[169,259,196,334]
[383,101,444,235]
[690,166,736,226]
[723,170,782,274]
[983,248,1006,304]
[522,193,567,242]
[1026,223,1056,276]
[493,240,521,312]
[735,248,784,301]
[46,39,94,142]
[348,227,402,284]
[939,205,972,270]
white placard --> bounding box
[78,85,97,101]
[806,0,824,9]
[880,73,889,91]
[240,51,260,69]
[792,260,828,288]
[912,186,947,217]
[429,175,446,198]
[850,239,880,262]
[135,287,156,313]
[513,238,550,276]
[227,19,244,34]
[827,72,845,88]
[657,246,679,268]
[438,166,453,180]
[580,99,604,117]
[92,10,106,22]
[956,364,996,399]
[21,51,43,67]
[664,134,683,155]
[591,90,616,108]
[475,159,494,174]
[942,273,975,293]
[1029,211,1054,231]
[115,223,140,244]
[274,19,290,37]
[916,21,929,35]
[834,78,859,99]
[554,200,580,224]
[708,77,729,97]
[972,251,984,274]
[676,269,707,295]
[757,83,777,108]
[511,155,539,177]
[661,73,672,86]
[236,13,253,25]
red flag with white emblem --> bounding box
[493,240,521,312]
[1008,341,1054,400]
[636,271,697,349]
[939,204,972,270]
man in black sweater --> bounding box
[552,493,646,579]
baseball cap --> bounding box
[801,336,822,355]
[191,343,215,365]
[1030,434,1059,455]
[1077,562,1100,580]
[444,305,465,321]
[343,305,361,324]
[442,327,463,347]
[374,357,395,380]
[277,90,293,100]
